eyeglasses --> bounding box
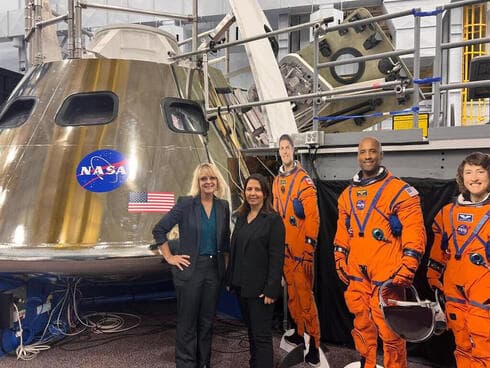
[199,176,217,182]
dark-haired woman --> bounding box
[427,152,490,367]
[227,173,285,368]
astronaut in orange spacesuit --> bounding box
[427,152,490,368]
[334,137,426,368]
[272,134,321,366]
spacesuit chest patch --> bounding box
[357,190,368,197]
[356,200,365,210]
[280,178,287,193]
[457,213,473,223]
[457,224,469,236]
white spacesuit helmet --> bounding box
[379,280,447,342]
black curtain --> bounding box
[314,177,459,367]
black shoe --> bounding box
[360,357,366,368]
[305,339,320,367]
[284,331,305,347]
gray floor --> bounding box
[0,300,438,368]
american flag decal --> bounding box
[128,192,175,213]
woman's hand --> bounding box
[165,254,191,271]
[259,294,276,304]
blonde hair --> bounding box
[188,162,228,199]
[167,225,179,240]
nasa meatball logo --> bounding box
[456,224,468,236]
[76,149,128,192]
[356,200,365,210]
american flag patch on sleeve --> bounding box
[404,186,419,197]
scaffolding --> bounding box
[22,0,490,132]
[461,3,488,125]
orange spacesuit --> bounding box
[427,196,490,368]
[273,161,321,348]
[334,168,426,368]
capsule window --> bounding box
[0,97,36,129]
[56,91,118,126]
[162,97,208,134]
[330,47,365,85]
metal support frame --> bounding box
[412,10,421,128]
[208,85,411,115]
[192,0,198,62]
[205,0,487,130]
[433,7,444,127]
[73,0,82,59]
[440,80,490,91]
[171,18,329,61]
[24,1,33,64]
[432,0,489,127]
[67,0,75,59]
[21,0,490,130]
[179,29,214,47]
[199,0,489,130]
[203,52,209,112]
[33,0,42,65]
[78,1,194,21]
[441,37,490,50]
[225,29,230,82]
[24,0,200,65]
[24,13,68,42]
[312,28,320,131]
[317,49,414,69]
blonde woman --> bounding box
[153,163,230,368]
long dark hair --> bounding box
[236,173,273,217]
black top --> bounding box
[231,220,251,287]
[227,210,285,299]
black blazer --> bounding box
[152,196,230,282]
[227,211,285,299]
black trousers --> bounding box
[238,294,275,368]
[174,256,220,368]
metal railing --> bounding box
[23,0,490,129]
[196,0,490,130]
[24,0,198,63]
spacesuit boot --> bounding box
[284,330,305,347]
[305,338,320,367]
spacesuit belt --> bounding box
[347,275,383,286]
[285,253,312,263]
